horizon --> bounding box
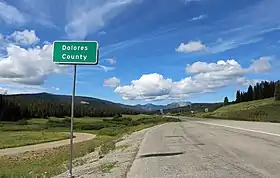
[0,0,279,105]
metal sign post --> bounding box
[69,64,76,178]
[52,41,99,178]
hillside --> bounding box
[0,93,148,120]
[199,98,280,122]
[155,103,222,115]
[7,92,144,112]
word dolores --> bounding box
[62,45,88,51]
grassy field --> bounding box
[197,98,280,122]
[0,114,179,177]
[0,131,69,149]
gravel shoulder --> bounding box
[0,132,95,157]
[53,126,159,178]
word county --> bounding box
[61,45,89,61]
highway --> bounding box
[127,118,280,178]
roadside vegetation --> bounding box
[0,131,69,149]
[197,98,280,122]
[0,114,180,177]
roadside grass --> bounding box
[115,145,129,151]
[100,162,118,173]
[0,131,69,149]
[122,114,154,120]
[196,98,280,122]
[0,135,112,178]
[0,115,180,177]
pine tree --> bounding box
[275,81,280,101]
[247,85,254,101]
[224,97,229,106]
[236,90,241,103]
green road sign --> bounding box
[53,41,99,65]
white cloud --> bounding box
[0,83,47,94]
[98,31,107,35]
[0,87,7,95]
[115,73,173,101]
[176,41,207,53]
[115,57,272,101]
[51,86,60,91]
[65,0,141,39]
[104,77,121,88]
[98,65,116,72]
[189,14,207,21]
[183,0,203,4]
[208,0,280,54]
[0,1,26,25]
[104,58,116,65]
[0,41,61,85]
[236,77,262,86]
[186,60,245,80]
[249,56,271,73]
[8,29,39,45]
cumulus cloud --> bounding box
[115,74,172,101]
[0,42,61,85]
[236,77,262,86]
[104,77,121,88]
[176,41,207,53]
[115,57,272,101]
[8,29,40,45]
[249,56,271,73]
[104,58,116,65]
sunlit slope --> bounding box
[200,98,280,122]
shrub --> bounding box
[80,122,107,130]
[98,127,124,136]
[47,118,71,127]
[275,82,280,101]
[16,119,28,125]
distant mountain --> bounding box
[167,102,191,108]
[7,92,145,113]
[135,102,192,111]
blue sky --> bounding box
[0,0,279,105]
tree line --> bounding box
[235,81,279,103]
[224,80,280,105]
[0,94,142,122]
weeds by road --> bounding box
[0,115,180,177]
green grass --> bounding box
[100,162,117,173]
[0,131,69,149]
[198,98,280,122]
[122,114,154,120]
[0,135,113,178]
[0,115,180,177]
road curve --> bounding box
[0,132,95,157]
[127,119,280,178]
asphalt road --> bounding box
[127,118,280,178]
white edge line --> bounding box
[195,121,280,137]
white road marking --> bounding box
[195,121,280,137]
